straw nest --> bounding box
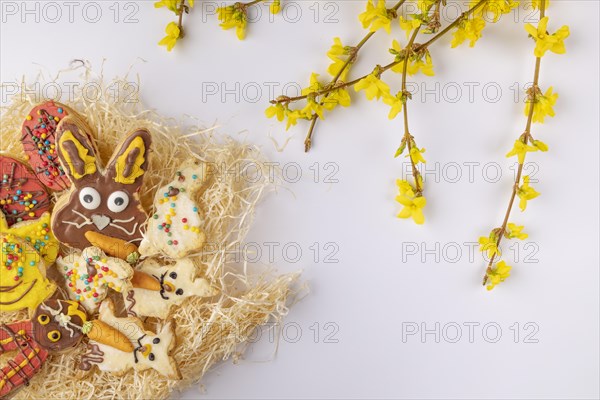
[0,63,301,399]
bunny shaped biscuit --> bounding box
[124,258,217,319]
[139,160,210,259]
[52,117,151,250]
[79,299,181,379]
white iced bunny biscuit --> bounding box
[139,160,210,259]
[56,246,134,312]
[125,258,218,319]
[79,299,181,379]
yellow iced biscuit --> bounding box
[0,233,56,313]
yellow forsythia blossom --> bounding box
[327,38,352,81]
[452,0,517,48]
[506,139,538,164]
[301,73,324,96]
[517,176,540,211]
[284,109,305,130]
[506,223,528,240]
[358,0,392,33]
[154,0,179,13]
[396,179,416,197]
[270,0,281,14]
[217,5,247,40]
[265,103,286,122]
[479,232,499,259]
[451,17,485,48]
[532,139,549,152]
[390,40,435,76]
[327,37,346,59]
[525,86,558,123]
[407,147,426,165]
[525,17,570,58]
[323,89,351,111]
[399,16,422,38]
[158,22,181,51]
[396,194,426,225]
[482,0,518,23]
[354,74,391,100]
[301,99,325,120]
[383,92,405,119]
[486,261,511,291]
[408,54,435,76]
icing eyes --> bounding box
[38,314,50,325]
[107,191,130,213]
[169,272,177,279]
[79,187,101,210]
[153,338,161,344]
[176,289,184,296]
[149,353,155,361]
[47,330,61,342]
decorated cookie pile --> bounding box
[0,101,217,398]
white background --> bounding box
[1,1,599,398]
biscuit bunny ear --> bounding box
[106,129,152,189]
[56,117,100,184]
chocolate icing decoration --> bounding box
[0,324,30,361]
[0,281,23,292]
[79,343,105,371]
[0,280,37,305]
[126,290,138,317]
[85,259,98,278]
[9,359,29,387]
[6,359,28,388]
[123,147,140,178]
[21,125,33,141]
[133,334,147,364]
[3,361,18,391]
[155,272,171,300]
[61,140,86,176]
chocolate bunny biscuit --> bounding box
[51,117,152,250]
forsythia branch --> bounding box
[482,0,569,290]
[270,0,488,106]
[304,0,408,152]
